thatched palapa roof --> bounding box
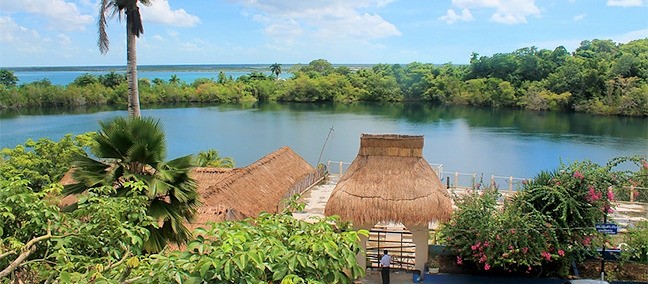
[60,147,317,226]
[324,134,452,226]
[191,146,315,224]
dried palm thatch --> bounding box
[325,134,452,226]
[191,146,315,224]
[61,147,316,226]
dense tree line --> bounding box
[1,39,646,116]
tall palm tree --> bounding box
[98,0,152,118]
[270,63,282,79]
[195,149,235,168]
[63,117,198,252]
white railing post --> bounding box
[630,186,635,203]
[339,161,343,176]
[509,176,513,192]
[491,175,495,189]
[471,173,476,189]
[454,172,459,189]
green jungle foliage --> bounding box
[1,38,647,116]
[1,121,368,283]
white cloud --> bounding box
[439,8,474,24]
[606,0,645,7]
[574,13,586,21]
[57,33,71,45]
[152,35,164,41]
[232,0,401,42]
[0,0,93,31]
[0,16,46,54]
[141,0,200,27]
[610,28,648,43]
[448,0,541,24]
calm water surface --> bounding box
[0,103,646,179]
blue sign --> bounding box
[596,223,618,235]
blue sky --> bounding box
[0,0,646,67]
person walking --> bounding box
[380,250,392,284]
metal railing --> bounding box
[326,160,648,205]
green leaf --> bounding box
[199,261,211,279]
[59,271,71,283]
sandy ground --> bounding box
[358,269,415,284]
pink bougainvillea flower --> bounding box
[573,170,584,180]
[484,263,491,271]
[522,247,529,254]
[456,256,463,265]
[607,189,615,201]
[508,245,514,250]
[541,251,551,261]
[558,249,565,257]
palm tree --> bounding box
[270,63,282,79]
[169,74,181,84]
[98,0,152,118]
[195,149,235,168]
[63,117,198,252]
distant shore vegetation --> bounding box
[1,38,647,116]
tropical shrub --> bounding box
[442,158,639,276]
[0,134,94,191]
[441,188,562,275]
[0,177,152,282]
[133,213,368,283]
[621,221,648,263]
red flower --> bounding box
[573,170,584,180]
[456,256,463,265]
[484,263,491,271]
[541,251,551,261]
[558,249,565,257]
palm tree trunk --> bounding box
[126,19,141,118]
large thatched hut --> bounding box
[324,134,452,272]
[190,146,319,226]
[61,146,323,230]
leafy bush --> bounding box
[134,214,368,283]
[442,158,636,276]
[441,188,562,275]
[622,221,648,263]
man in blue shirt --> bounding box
[379,250,391,284]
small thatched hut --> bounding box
[325,134,452,272]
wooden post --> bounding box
[630,186,635,203]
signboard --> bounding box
[596,223,618,235]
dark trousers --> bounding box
[381,267,390,284]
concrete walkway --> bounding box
[293,175,339,221]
